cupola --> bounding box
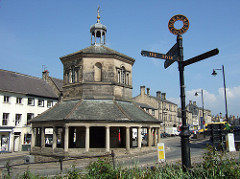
[90,7,107,45]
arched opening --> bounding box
[94,62,102,81]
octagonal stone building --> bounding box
[30,11,161,157]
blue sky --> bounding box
[1,0,240,117]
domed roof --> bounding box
[90,23,107,34]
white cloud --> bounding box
[169,86,240,117]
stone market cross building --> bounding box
[31,11,161,157]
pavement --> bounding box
[0,137,239,178]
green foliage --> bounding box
[66,164,82,179]
[199,145,240,178]
[20,167,35,179]
[84,157,115,179]
[6,149,240,178]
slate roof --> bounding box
[0,69,59,99]
[31,99,160,124]
[135,102,157,110]
[60,45,135,64]
[51,77,63,92]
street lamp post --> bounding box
[212,65,229,123]
[195,89,204,129]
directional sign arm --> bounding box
[182,48,219,67]
[141,50,174,60]
[164,42,179,69]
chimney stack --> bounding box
[156,91,161,98]
[147,88,150,95]
[140,86,145,96]
[42,70,49,81]
[162,93,166,100]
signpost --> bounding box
[141,14,219,171]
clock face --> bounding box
[168,14,189,35]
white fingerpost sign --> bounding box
[157,143,165,162]
[226,133,236,152]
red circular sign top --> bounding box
[168,14,189,35]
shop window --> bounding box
[24,134,32,144]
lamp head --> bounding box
[212,69,217,76]
[194,92,198,96]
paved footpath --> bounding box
[0,138,239,178]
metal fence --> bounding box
[0,150,116,178]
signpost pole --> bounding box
[177,35,191,171]
[141,14,219,172]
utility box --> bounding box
[24,155,35,164]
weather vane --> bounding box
[97,6,100,23]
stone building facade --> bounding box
[31,11,161,157]
[186,100,212,130]
[133,86,179,132]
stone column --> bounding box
[148,127,152,147]
[105,126,110,152]
[154,128,157,146]
[158,128,161,143]
[64,126,69,152]
[31,128,36,151]
[9,131,13,152]
[100,30,103,44]
[41,127,45,148]
[137,126,142,149]
[52,127,57,151]
[85,126,90,152]
[126,127,130,151]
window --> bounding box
[16,97,22,104]
[4,96,10,103]
[28,98,35,106]
[94,63,102,82]
[120,66,126,84]
[38,99,44,107]
[126,73,129,85]
[15,114,22,126]
[27,113,34,125]
[47,100,53,108]
[2,113,9,125]
[65,66,80,84]
[152,109,155,116]
[117,66,130,85]
[117,71,121,83]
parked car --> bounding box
[161,132,170,138]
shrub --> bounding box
[84,157,115,179]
